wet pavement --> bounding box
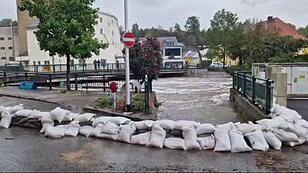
[153,72,239,124]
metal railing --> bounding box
[233,71,274,114]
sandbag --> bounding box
[108,117,131,125]
[155,120,175,130]
[131,131,151,146]
[0,110,12,128]
[96,133,118,141]
[263,131,282,150]
[295,119,308,129]
[214,129,231,152]
[229,130,252,153]
[148,124,166,148]
[271,104,302,122]
[96,121,120,135]
[174,120,201,130]
[256,117,292,130]
[118,123,136,143]
[216,122,235,131]
[14,109,34,117]
[40,121,54,134]
[79,126,99,138]
[164,138,186,150]
[134,120,154,130]
[63,121,80,137]
[3,105,24,114]
[272,129,299,142]
[287,138,306,147]
[235,123,262,134]
[182,127,202,151]
[44,126,64,139]
[72,113,95,123]
[245,130,269,151]
[92,116,112,127]
[197,135,215,150]
[50,107,70,123]
[28,110,50,119]
[196,123,216,135]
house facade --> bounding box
[0,25,19,65]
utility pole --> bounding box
[124,0,131,111]
[11,21,16,60]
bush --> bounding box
[96,95,113,108]
[132,94,145,112]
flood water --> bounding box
[153,72,239,124]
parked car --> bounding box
[210,62,224,69]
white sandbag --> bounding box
[28,110,50,119]
[287,138,306,147]
[14,109,34,117]
[62,113,74,122]
[40,122,54,134]
[79,126,99,138]
[131,131,151,146]
[245,130,269,151]
[117,123,136,143]
[174,120,201,130]
[108,117,131,125]
[229,130,252,153]
[96,122,120,135]
[50,107,70,123]
[295,119,308,129]
[134,120,154,130]
[256,117,291,130]
[148,124,166,148]
[196,123,216,135]
[214,129,231,152]
[182,127,202,151]
[72,113,95,123]
[0,110,12,129]
[92,116,112,127]
[263,131,282,150]
[197,135,215,150]
[271,104,302,122]
[63,121,80,137]
[164,138,186,150]
[272,129,299,142]
[216,122,235,131]
[96,133,118,141]
[4,105,24,114]
[44,126,64,139]
[155,120,175,130]
[40,113,54,124]
[235,123,262,134]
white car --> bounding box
[210,62,224,68]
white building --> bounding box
[0,26,19,65]
[23,12,123,66]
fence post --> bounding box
[265,79,271,114]
[75,74,78,91]
[252,76,255,104]
[3,71,7,87]
[243,73,246,96]
[49,74,52,90]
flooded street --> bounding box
[153,72,239,124]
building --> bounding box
[258,16,307,40]
[16,0,123,66]
[0,25,19,65]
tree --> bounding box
[132,23,140,37]
[298,25,308,38]
[174,23,182,32]
[20,0,107,90]
[0,18,17,26]
[129,37,162,85]
[206,9,238,67]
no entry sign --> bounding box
[122,32,135,48]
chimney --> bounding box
[267,16,274,21]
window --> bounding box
[1,57,6,60]
[44,61,50,65]
[37,61,41,65]
[112,31,114,36]
[8,37,12,40]
[100,28,104,34]
[100,17,103,23]
[0,47,5,50]
[9,57,15,61]
[8,47,13,50]
[33,61,36,65]
[0,37,4,40]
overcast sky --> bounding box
[1,0,307,30]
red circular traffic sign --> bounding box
[122,32,135,48]
[110,82,118,93]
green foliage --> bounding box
[132,94,145,112]
[129,37,162,80]
[298,25,308,38]
[96,95,113,108]
[0,18,17,27]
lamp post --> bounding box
[124,0,131,111]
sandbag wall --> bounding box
[0,104,307,152]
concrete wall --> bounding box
[0,26,19,64]
[230,88,270,122]
[22,13,123,65]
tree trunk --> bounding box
[239,56,243,66]
[66,54,71,91]
[196,48,203,68]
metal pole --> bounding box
[124,0,131,110]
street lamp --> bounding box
[124,0,131,111]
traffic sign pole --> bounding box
[124,0,131,111]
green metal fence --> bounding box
[233,71,274,114]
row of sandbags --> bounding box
[0,104,307,152]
